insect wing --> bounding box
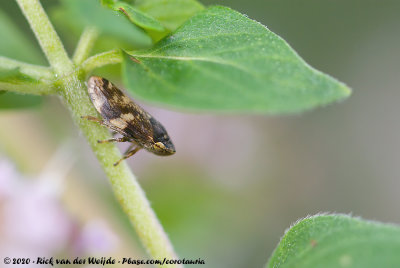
[88,76,153,142]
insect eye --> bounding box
[154,142,166,150]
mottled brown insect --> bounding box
[82,76,175,166]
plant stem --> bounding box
[16,0,180,265]
[16,0,73,75]
[58,74,179,266]
[82,49,122,73]
[0,56,55,95]
[0,56,53,81]
[0,82,54,95]
[73,27,99,65]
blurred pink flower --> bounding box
[73,220,119,256]
[0,150,118,265]
[0,157,18,199]
[0,156,73,266]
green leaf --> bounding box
[112,2,165,32]
[100,0,115,7]
[122,6,351,113]
[267,214,400,268]
[59,0,152,48]
[134,0,204,32]
[0,91,42,109]
[50,7,130,54]
[0,9,45,65]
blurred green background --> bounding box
[0,0,399,267]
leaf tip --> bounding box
[339,82,352,99]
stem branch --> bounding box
[0,57,55,95]
[73,27,99,65]
[0,56,53,81]
[82,49,122,73]
[0,82,54,95]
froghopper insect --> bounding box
[82,76,175,166]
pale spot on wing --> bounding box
[87,76,100,91]
[93,94,106,109]
[112,94,120,103]
[121,113,135,121]
[122,96,132,104]
[88,84,107,114]
[110,118,128,129]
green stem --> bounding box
[0,56,53,81]
[82,49,122,73]
[0,56,55,95]
[0,82,54,95]
[59,74,179,266]
[73,27,99,65]
[16,0,73,75]
[16,0,180,266]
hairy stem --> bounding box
[0,56,53,81]
[73,27,99,65]
[58,74,179,266]
[16,0,180,265]
[0,56,55,95]
[16,0,73,75]
[82,49,122,73]
[0,82,54,95]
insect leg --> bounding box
[113,146,141,166]
[98,137,130,144]
[81,115,102,123]
[122,142,138,154]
